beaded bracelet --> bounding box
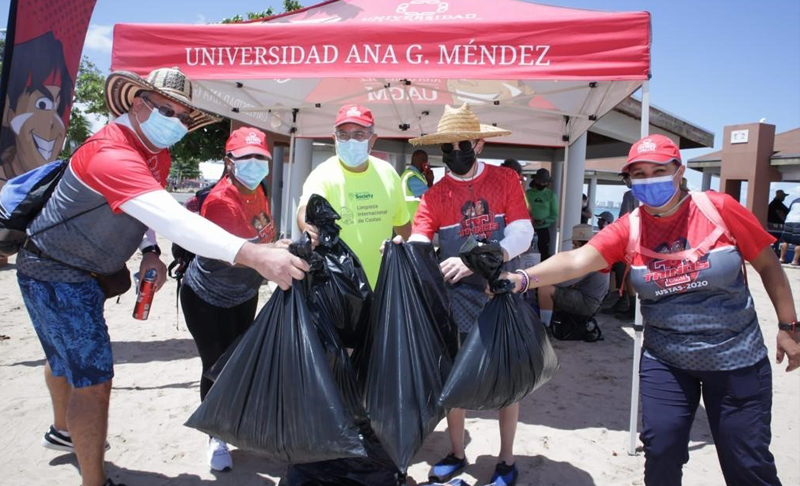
[514,269,530,294]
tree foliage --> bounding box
[60,57,107,158]
[220,1,303,23]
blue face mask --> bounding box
[233,157,270,190]
[630,172,679,209]
[139,108,188,148]
[336,139,370,168]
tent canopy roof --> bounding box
[111,0,651,147]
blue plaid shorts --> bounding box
[17,274,114,388]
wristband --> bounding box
[141,245,161,257]
[778,321,798,333]
[514,269,529,294]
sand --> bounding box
[0,240,798,486]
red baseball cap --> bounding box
[225,127,272,159]
[623,134,681,172]
[334,104,374,128]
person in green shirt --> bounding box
[297,104,411,287]
[525,168,558,260]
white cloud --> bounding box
[84,25,113,53]
[195,14,208,25]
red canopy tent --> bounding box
[111,0,652,455]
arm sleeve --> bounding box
[713,192,776,261]
[120,190,247,264]
[139,229,157,250]
[392,173,411,227]
[407,177,428,198]
[504,172,533,224]
[544,190,559,226]
[411,191,439,240]
[587,217,630,266]
[499,219,533,260]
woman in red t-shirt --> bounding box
[500,135,799,486]
[180,127,276,472]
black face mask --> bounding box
[442,145,476,176]
[534,183,548,190]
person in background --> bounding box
[597,211,615,230]
[501,158,524,183]
[297,104,411,287]
[779,195,800,266]
[407,104,533,486]
[537,224,609,327]
[180,127,276,472]
[16,68,308,486]
[401,149,432,223]
[526,168,558,260]
[768,190,789,228]
[580,194,592,224]
[502,134,800,486]
[605,172,639,318]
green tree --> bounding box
[60,57,107,158]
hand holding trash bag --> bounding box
[184,234,367,464]
[439,236,559,410]
[304,194,372,348]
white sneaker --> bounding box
[207,437,233,472]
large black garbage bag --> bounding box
[354,241,455,473]
[305,194,372,348]
[184,236,367,464]
[439,237,559,410]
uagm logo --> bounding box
[245,132,260,145]
[346,106,362,117]
[396,0,449,15]
[637,138,657,154]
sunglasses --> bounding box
[440,140,474,154]
[142,96,193,127]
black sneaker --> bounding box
[41,425,111,452]
[429,453,468,483]
[486,461,518,486]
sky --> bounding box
[1,0,798,206]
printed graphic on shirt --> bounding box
[342,190,390,226]
[643,237,712,297]
[251,211,276,242]
[459,198,499,238]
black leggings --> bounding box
[180,284,258,401]
[535,226,552,260]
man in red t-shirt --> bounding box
[407,104,533,486]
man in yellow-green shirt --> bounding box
[297,104,411,287]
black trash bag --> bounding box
[184,234,367,464]
[354,241,455,473]
[439,237,559,410]
[305,194,372,348]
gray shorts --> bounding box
[554,287,601,317]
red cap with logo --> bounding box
[623,134,681,172]
[225,127,272,159]
[335,104,374,127]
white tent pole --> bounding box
[555,139,570,253]
[628,79,649,456]
[283,131,296,239]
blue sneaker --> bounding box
[429,453,468,483]
[486,461,518,486]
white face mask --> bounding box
[232,157,270,190]
[335,139,370,168]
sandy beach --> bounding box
[0,240,798,486]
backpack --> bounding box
[621,190,743,293]
[550,312,602,342]
[0,159,68,256]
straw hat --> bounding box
[409,104,511,146]
[105,67,221,132]
[572,224,594,242]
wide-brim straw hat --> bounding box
[409,104,511,146]
[105,67,221,132]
